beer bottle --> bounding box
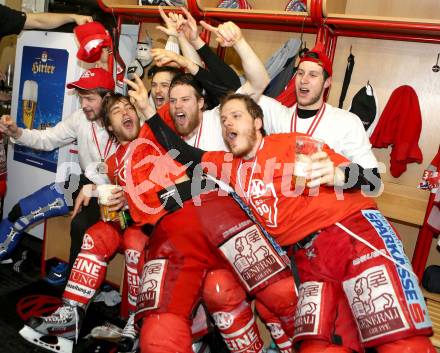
[119,209,133,230]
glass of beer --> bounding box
[97,184,121,222]
[294,136,324,177]
[22,80,38,129]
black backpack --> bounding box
[422,265,440,293]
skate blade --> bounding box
[19,325,73,353]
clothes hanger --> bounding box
[432,53,440,72]
[298,15,309,56]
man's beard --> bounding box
[296,85,324,108]
[83,109,101,121]
[229,127,257,158]
[173,111,200,138]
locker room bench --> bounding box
[422,289,440,349]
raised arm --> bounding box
[178,8,241,90]
[157,6,203,67]
[0,113,77,151]
[201,21,269,100]
[24,13,92,30]
[151,48,200,76]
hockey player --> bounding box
[126,20,298,353]
[142,90,436,353]
[148,18,380,351]
[124,82,292,353]
[0,68,117,266]
[18,93,146,353]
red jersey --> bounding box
[123,105,187,226]
[202,133,377,246]
[105,101,175,186]
[106,142,128,186]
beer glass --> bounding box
[294,136,324,177]
[97,184,121,222]
[22,80,38,129]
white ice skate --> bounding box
[19,302,84,353]
[25,302,84,338]
[19,325,73,353]
[118,312,138,353]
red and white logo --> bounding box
[249,179,278,228]
[219,225,285,291]
[212,312,234,330]
[343,266,409,342]
[125,249,141,265]
[137,259,167,313]
[81,233,94,250]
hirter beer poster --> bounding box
[14,46,69,172]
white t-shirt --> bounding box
[12,109,117,184]
[259,96,378,169]
[185,105,231,192]
[185,105,228,152]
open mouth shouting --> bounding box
[154,95,165,108]
[173,111,187,127]
[225,129,238,147]
[122,116,134,130]
[297,86,310,98]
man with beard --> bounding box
[143,18,296,352]
[149,35,378,353]
[142,91,435,353]
[151,44,380,194]
[19,93,146,353]
[122,22,295,353]
[0,68,117,270]
[149,72,297,352]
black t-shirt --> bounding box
[0,5,26,38]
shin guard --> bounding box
[0,218,21,261]
[255,276,297,338]
[203,269,264,353]
[255,300,292,353]
[64,253,107,306]
[124,249,141,314]
[0,183,68,260]
[14,183,69,231]
[123,226,148,314]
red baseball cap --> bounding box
[66,68,115,91]
[74,21,112,63]
[299,43,333,77]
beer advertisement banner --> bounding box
[13,46,69,172]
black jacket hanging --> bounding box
[338,52,355,108]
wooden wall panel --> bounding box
[345,0,440,20]
[328,35,440,266]
[45,215,125,288]
[102,0,137,6]
[223,29,314,74]
[328,36,440,187]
